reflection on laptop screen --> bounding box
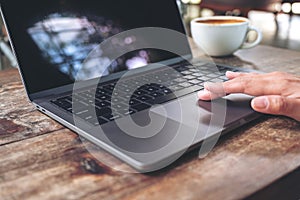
[1,0,191,94]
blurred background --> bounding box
[179,0,300,51]
[0,0,300,71]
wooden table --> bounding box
[1,45,300,200]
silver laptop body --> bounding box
[0,0,260,172]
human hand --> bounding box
[197,71,300,122]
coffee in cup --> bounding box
[190,16,262,57]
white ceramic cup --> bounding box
[191,16,262,57]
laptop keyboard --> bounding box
[50,63,237,126]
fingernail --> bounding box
[197,89,210,100]
[226,71,235,76]
[253,97,268,109]
[226,71,239,79]
[198,89,208,96]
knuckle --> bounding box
[271,71,287,77]
[270,71,290,92]
[271,97,288,114]
[273,71,291,82]
[236,76,248,93]
[278,80,288,92]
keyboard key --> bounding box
[183,75,196,80]
[181,71,193,75]
[95,107,112,116]
[156,84,168,90]
[188,79,203,85]
[174,78,187,83]
[95,94,110,101]
[111,103,126,110]
[188,69,200,73]
[179,82,193,88]
[145,87,158,92]
[150,92,164,98]
[134,90,149,96]
[102,113,122,121]
[164,80,177,87]
[111,97,125,104]
[123,88,133,93]
[192,72,205,77]
[131,103,151,111]
[74,108,98,122]
[136,95,154,102]
[210,78,224,83]
[206,73,221,78]
[86,98,95,104]
[96,88,108,95]
[197,76,211,81]
[112,90,126,96]
[78,100,89,107]
[129,99,141,106]
[81,91,94,98]
[103,83,115,91]
[75,109,89,116]
[118,108,136,116]
[191,85,204,91]
[160,88,173,95]
[95,100,110,108]
[175,66,188,72]
[169,85,184,91]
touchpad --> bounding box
[151,93,255,128]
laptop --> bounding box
[0,0,261,172]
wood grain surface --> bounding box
[0,45,300,200]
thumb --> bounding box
[251,96,300,121]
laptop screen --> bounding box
[1,0,191,95]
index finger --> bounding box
[222,73,284,96]
[198,72,284,101]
